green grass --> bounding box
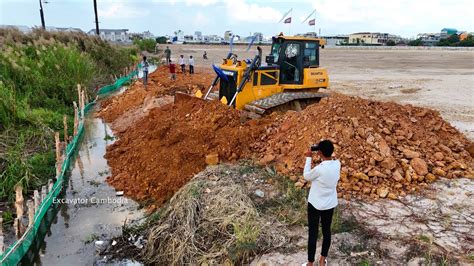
[0,28,136,203]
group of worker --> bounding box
[163,46,196,80]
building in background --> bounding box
[323,35,349,46]
[440,28,458,39]
[194,31,203,42]
[416,33,440,46]
[348,32,400,45]
[87,29,129,43]
[172,30,184,43]
[0,25,32,33]
[184,35,194,42]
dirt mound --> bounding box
[100,65,214,123]
[252,94,473,200]
[105,96,272,204]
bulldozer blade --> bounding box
[174,92,206,104]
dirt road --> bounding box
[157,44,474,140]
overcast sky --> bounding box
[1,0,473,38]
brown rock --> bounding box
[342,127,354,140]
[392,170,404,182]
[403,149,420,159]
[353,172,369,181]
[448,161,467,170]
[387,193,398,200]
[280,121,292,132]
[466,143,474,157]
[425,173,436,183]
[381,157,397,170]
[410,158,428,176]
[295,181,305,188]
[432,167,446,177]
[205,153,219,165]
[378,139,391,157]
[378,187,389,198]
[259,154,275,165]
[433,152,444,161]
[405,170,412,182]
[362,187,371,194]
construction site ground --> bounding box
[98,47,473,264]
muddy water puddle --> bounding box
[21,107,143,265]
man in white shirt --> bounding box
[303,140,341,266]
[188,55,195,74]
[179,55,185,73]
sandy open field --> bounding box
[157,44,474,140]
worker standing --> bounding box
[179,55,186,74]
[188,55,195,74]
[169,59,176,81]
[303,140,340,266]
[164,46,171,64]
[141,55,149,88]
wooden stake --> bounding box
[63,115,68,144]
[81,90,85,118]
[73,101,78,136]
[13,218,20,239]
[27,200,34,227]
[55,132,61,177]
[48,179,54,193]
[34,190,40,212]
[0,217,4,254]
[15,184,24,219]
[41,185,47,202]
[77,84,81,109]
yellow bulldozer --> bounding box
[196,35,329,115]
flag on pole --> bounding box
[284,17,292,24]
[302,9,316,23]
[308,19,315,26]
[279,8,293,23]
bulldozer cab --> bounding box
[266,36,320,85]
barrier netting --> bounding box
[0,69,138,265]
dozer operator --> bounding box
[196,35,329,115]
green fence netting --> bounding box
[97,70,138,96]
[0,70,138,265]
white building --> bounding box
[194,31,203,41]
[88,29,129,43]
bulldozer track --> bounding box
[244,91,329,114]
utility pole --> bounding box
[39,0,46,29]
[93,0,99,35]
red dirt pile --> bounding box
[105,96,273,205]
[252,94,473,200]
[101,66,472,204]
[100,65,214,123]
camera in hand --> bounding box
[310,144,320,152]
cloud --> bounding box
[226,0,282,23]
[194,12,210,25]
[99,3,149,19]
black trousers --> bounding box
[143,71,148,86]
[180,64,185,73]
[189,65,194,74]
[307,203,334,262]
